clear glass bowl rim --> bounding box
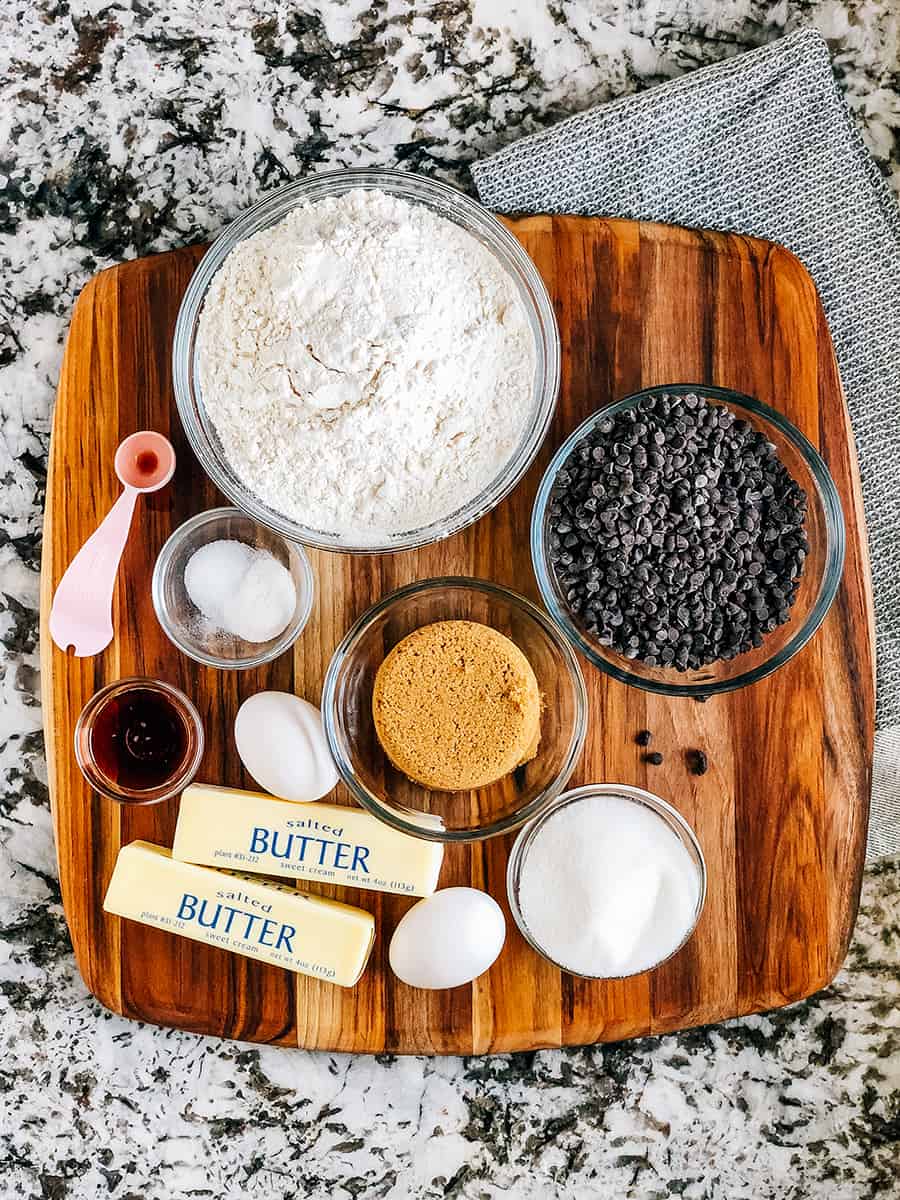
[74,675,205,805]
[172,167,561,555]
[506,782,708,979]
[530,382,846,697]
[321,575,589,843]
[151,505,315,670]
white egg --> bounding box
[234,691,339,802]
[388,888,506,990]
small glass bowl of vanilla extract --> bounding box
[74,678,204,804]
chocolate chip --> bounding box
[546,391,807,671]
[635,729,652,746]
[644,751,664,765]
[688,749,709,776]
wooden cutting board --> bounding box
[40,217,874,1054]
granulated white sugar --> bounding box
[517,793,702,977]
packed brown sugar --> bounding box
[372,620,542,791]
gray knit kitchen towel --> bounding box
[473,27,900,860]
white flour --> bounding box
[197,189,536,542]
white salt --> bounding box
[183,539,297,644]
[517,792,702,978]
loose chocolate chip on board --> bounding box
[644,751,664,765]
[688,749,709,776]
[635,729,652,746]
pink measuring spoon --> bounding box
[49,431,176,657]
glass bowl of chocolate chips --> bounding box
[531,384,845,697]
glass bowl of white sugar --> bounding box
[507,784,707,979]
[172,169,560,553]
[152,507,314,670]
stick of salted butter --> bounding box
[172,783,444,897]
[103,841,374,986]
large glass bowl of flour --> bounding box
[173,169,560,553]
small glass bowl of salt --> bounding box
[152,507,314,670]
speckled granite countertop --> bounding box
[1,3,898,1198]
